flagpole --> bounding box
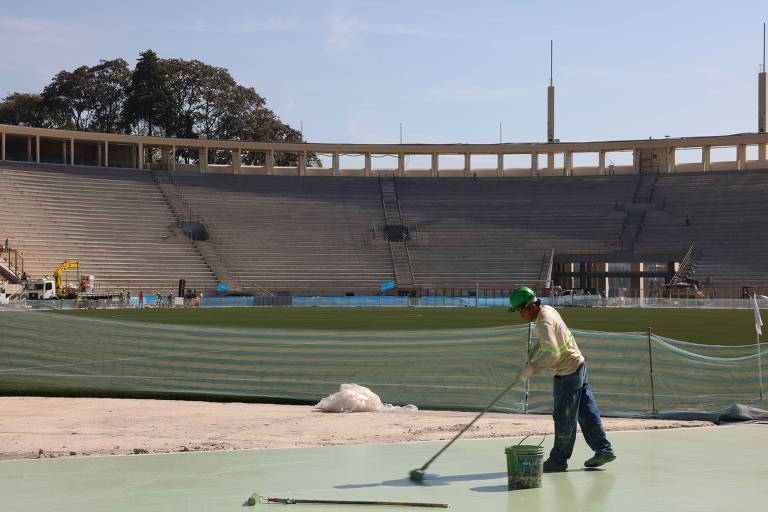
[757,329,763,401]
[753,295,764,400]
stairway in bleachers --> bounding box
[170,173,394,294]
[378,177,414,287]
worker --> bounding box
[509,286,616,472]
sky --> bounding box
[1,0,767,161]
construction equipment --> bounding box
[54,260,80,297]
[649,280,704,299]
[21,260,92,300]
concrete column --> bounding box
[497,153,504,177]
[299,151,306,176]
[364,152,371,177]
[564,151,573,176]
[160,148,170,170]
[596,262,609,297]
[35,135,40,163]
[198,148,207,173]
[267,150,275,175]
[598,150,606,175]
[1,131,5,160]
[233,148,241,174]
[737,144,746,170]
[668,147,676,173]
[138,142,144,169]
[702,145,711,172]
[632,149,639,174]
[464,153,471,177]
[547,152,554,172]
[104,141,109,168]
[97,144,102,167]
[70,138,74,165]
[171,146,176,172]
[665,262,677,284]
[26,136,32,161]
[431,153,438,177]
[398,153,405,177]
[631,262,644,297]
[61,141,66,164]
[563,262,574,289]
[331,151,339,176]
[759,143,767,162]
[531,153,538,177]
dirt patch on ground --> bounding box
[0,397,713,461]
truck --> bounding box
[21,260,81,300]
[20,260,112,300]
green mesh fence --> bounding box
[0,312,765,414]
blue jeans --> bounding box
[549,362,613,465]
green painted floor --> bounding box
[1,425,765,512]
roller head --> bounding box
[247,493,260,506]
[409,469,425,481]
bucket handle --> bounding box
[516,434,546,447]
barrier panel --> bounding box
[1,296,765,311]
[200,296,255,308]
[292,296,409,306]
[0,312,764,415]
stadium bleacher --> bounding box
[3,161,768,295]
[0,162,218,294]
[636,169,768,288]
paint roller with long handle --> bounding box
[408,368,530,482]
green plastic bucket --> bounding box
[504,444,544,489]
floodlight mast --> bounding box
[760,23,767,133]
[547,40,555,143]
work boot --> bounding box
[584,451,616,468]
[542,458,568,472]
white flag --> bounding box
[753,295,763,336]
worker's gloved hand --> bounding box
[520,363,535,380]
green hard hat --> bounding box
[509,286,537,312]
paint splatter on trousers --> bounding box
[550,362,613,465]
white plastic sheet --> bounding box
[316,383,417,413]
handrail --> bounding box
[670,244,696,285]
[545,248,554,288]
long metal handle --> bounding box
[262,497,448,508]
[418,372,524,471]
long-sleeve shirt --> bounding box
[530,305,584,376]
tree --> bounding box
[42,66,94,130]
[0,93,54,127]
[123,50,173,136]
[89,58,131,133]
[3,50,320,165]
[38,59,130,132]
